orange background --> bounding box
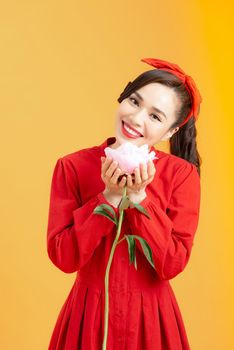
[1,1,233,349]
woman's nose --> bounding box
[132,108,147,124]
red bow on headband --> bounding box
[141,58,202,127]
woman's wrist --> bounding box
[102,188,123,208]
[128,190,147,207]
[102,188,147,208]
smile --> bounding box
[121,121,143,139]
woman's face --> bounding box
[110,82,181,149]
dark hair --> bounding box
[117,69,202,176]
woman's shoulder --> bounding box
[156,148,194,168]
[155,148,198,182]
[57,144,100,165]
[51,145,101,185]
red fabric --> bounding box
[46,136,201,349]
[141,58,203,127]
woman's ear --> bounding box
[171,126,180,136]
[160,127,180,141]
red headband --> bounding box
[141,58,202,127]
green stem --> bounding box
[116,236,126,245]
[102,184,127,350]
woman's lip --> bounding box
[121,121,143,138]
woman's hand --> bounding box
[101,157,127,197]
[126,160,156,195]
[100,156,156,207]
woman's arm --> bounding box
[124,162,201,280]
[46,157,118,273]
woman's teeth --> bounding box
[122,121,143,138]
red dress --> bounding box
[46,136,201,350]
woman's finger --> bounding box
[102,157,113,174]
[110,167,121,184]
[105,160,118,179]
[140,162,148,182]
[148,159,156,177]
[134,166,141,185]
[127,174,133,187]
[119,175,127,188]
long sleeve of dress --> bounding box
[46,157,118,274]
[125,162,201,281]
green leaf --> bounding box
[125,235,137,270]
[132,203,151,219]
[132,235,155,269]
[93,205,118,225]
[97,203,117,218]
[118,195,131,211]
[134,250,137,270]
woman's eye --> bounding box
[129,97,138,105]
[151,114,161,122]
[129,97,161,122]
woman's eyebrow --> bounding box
[133,91,167,120]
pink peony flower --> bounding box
[104,142,159,175]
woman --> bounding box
[46,58,202,349]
